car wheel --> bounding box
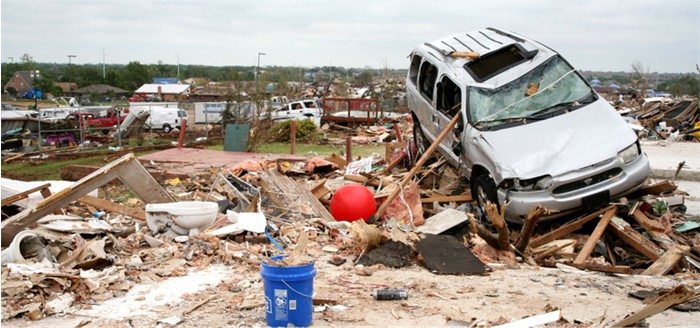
[163,124,172,133]
[471,174,499,216]
[412,120,432,164]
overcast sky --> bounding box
[1,0,698,73]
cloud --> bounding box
[2,0,698,72]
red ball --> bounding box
[330,184,376,222]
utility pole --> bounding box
[255,52,266,87]
[68,55,76,95]
[102,48,106,79]
[177,53,180,78]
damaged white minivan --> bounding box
[407,27,651,223]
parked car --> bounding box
[407,27,651,223]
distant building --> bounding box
[135,83,190,102]
[55,82,78,95]
[4,70,36,96]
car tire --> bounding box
[471,174,499,216]
[412,120,434,164]
[163,124,172,133]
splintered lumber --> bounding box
[607,216,663,261]
[450,51,480,60]
[612,285,697,327]
[642,245,691,276]
[631,208,676,250]
[310,179,331,199]
[1,183,52,207]
[529,206,615,249]
[485,202,510,251]
[515,205,548,253]
[569,263,634,275]
[375,111,461,218]
[260,169,334,222]
[77,195,146,221]
[383,152,406,174]
[1,153,173,247]
[420,193,473,203]
[574,207,617,264]
[634,180,677,196]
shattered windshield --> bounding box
[468,56,593,128]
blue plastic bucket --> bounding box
[261,256,316,327]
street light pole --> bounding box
[255,52,266,86]
[68,55,76,96]
[31,70,41,151]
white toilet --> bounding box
[145,201,218,237]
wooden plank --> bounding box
[420,193,473,203]
[115,160,173,203]
[612,285,696,327]
[1,153,173,247]
[569,263,634,275]
[1,183,52,207]
[77,195,146,221]
[574,207,617,264]
[607,216,663,261]
[529,206,614,249]
[383,152,406,174]
[634,180,677,196]
[631,208,675,250]
[375,111,462,218]
[642,245,690,276]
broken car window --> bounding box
[468,56,593,129]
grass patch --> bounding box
[1,149,159,181]
[207,141,386,158]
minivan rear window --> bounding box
[464,44,537,82]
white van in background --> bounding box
[129,103,187,133]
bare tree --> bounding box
[630,61,651,98]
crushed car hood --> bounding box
[478,99,638,180]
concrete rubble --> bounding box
[1,119,700,327]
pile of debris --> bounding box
[2,143,699,325]
[620,97,700,140]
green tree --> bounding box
[121,61,151,90]
[667,75,700,97]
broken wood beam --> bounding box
[1,153,173,247]
[515,205,547,253]
[607,216,663,261]
[569,263,634,275]
[574,206,617,264]
[529,205,615,249]
[1,183,52,207]
[642,244,690,276]
[468,217,502,251]
[375,112,462,218]
[383,152,406,174]
[631,208,676,250]
[77,195,146,221]
[485,202,510,251]
[634,180,677,196]
[420,193,472,203]
[612,285,697,327]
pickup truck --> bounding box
[76,107,127,133]
[269,100,323,125]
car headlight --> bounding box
[618,142,640,164]
[500,175,553,192]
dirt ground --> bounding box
[3,250,698,328]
